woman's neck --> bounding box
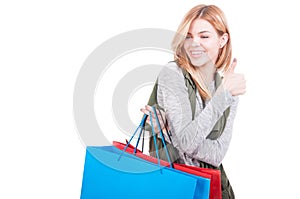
[197,62,216,83]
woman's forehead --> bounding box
[188,18,215,33]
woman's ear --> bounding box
[219,33,229,48]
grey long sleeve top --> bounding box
[156,62,239,167]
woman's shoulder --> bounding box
[159,61,184,78]
[158,61,185,86]
[165,61,182,71]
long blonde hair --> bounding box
[172,4,232,100]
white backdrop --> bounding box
[1,0,300,198]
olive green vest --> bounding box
[147,64,235,199]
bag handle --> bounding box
[148,107,173,168]
[151,107,172,166]
[119,106,173,168]
[119,114,147,157]
[155,107,174,144]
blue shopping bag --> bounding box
[80,108,210,199]
[80,146,210,199]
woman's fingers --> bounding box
[140,107,150,115]
[222,58,247,96]
[140,105,168,133]
[225,58,237,75]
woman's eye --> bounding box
[201,35,209,39]
[185,35,192,39]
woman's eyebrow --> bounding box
[187,30,211,35]
[198,30,211,34]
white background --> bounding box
[1,0,300,198]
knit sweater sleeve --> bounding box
[156,63,239,167]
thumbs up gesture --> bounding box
[222,58,246,96]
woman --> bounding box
[141,4,246,199]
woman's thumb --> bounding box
[226,58,237,74]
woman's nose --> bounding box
[191,37,201,47]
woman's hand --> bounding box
[140,105,169,134]
[222,58,246,96]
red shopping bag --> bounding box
[113,140,222,199]
[113,141,169,167]
[173,164,222,199]
[113,140,142,153]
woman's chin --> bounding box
[191,59,207,68]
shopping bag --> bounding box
[113,140,170,167]
[113,141,222,199]
[80,145,210,199]
[173,164,222,199]
[113,107,222,199]
[113,140,143,154]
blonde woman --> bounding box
[141,4,246,198]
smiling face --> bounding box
[184,18,228,68]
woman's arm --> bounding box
[157,63,238,167]
[192,97,238,166]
